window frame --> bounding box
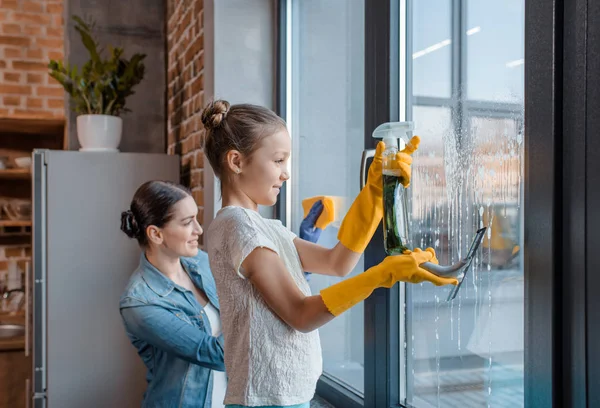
[273,0,591,406]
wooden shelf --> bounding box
[0,169,30,180]
[0,220,31,227]
[0,234,30,246]
[0,117,65,136]
[0,116,66,151]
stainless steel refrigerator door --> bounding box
[32,151,48,408]
[42,150,180,408]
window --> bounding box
[288,0,366,397]
[404,0,525,406]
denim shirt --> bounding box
[120,250,225,408]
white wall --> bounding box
[203,0,277,237]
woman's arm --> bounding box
[293,238,361,277]
[120,300,225,370]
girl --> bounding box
[202,100,457,408]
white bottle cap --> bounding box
[372,122,414,149]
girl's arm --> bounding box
[242,246,334,333]
[294,138,421,278]
[242,245,452,333]
[293,238,361,277]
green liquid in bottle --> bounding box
[383,172,409,255]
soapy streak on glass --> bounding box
[406,106,524,407]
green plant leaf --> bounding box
[47,14,146,116]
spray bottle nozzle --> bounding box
[372,121,414,150]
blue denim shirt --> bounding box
[120,250,225,408]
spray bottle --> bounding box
[372,122,487,301]
[372,122,414,256]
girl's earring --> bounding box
[235,168,241,174]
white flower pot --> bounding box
[76,114,123,152]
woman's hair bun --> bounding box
[120,210,139,239]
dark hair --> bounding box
[201,99,287,180]
[120,181,191,247]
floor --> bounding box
[311,395,336,408]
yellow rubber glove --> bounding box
[384,135,420,188]
[321,248,457,316]
[337,136,420,253]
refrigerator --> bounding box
[30,150,180,408]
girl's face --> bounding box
[234,128,291,207]
[149,196,202,257]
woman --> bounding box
[118,180,326,407]
[119,181,226,408]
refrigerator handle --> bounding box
[32,150,47,396]
[25,260,30,357]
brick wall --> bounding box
[166,0,206,240]
[0,0,65,119]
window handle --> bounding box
[360,149,376,189]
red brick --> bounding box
[4,72,21,83]
[181,153,193,168]
[24,26,42,36]
[36,38,62,49]
[13,109,55,118]
[0,35,30,47]
[36,86,64,97]
[26,98,43,109]
[26,48,44,59]
[0,0,18,10]
[47,3,62,14]
[27,73,44,84]
[191,74,203,95]
[176,10,192,40]
[46,27,62,37]
[195,150,205,168]
[196,52,204,72]
[13,13,51,25]
[47,98,63,109]
[13,61,47,72]
[191,169,203,188]
[0,84,31,95]
[48,51,63,61]
[23,1,44,12]
[2,23,22,35]
[180,136,190,154]
[0,61,6,69]
[5,47,23,58]
[191,189,204,206]
[3,95,21,106]
[184,35,202,66]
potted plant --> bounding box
[48,16,146,152]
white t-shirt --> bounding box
[206,206,323,407]
[203,301,227,408]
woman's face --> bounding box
[153,196,202,258]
